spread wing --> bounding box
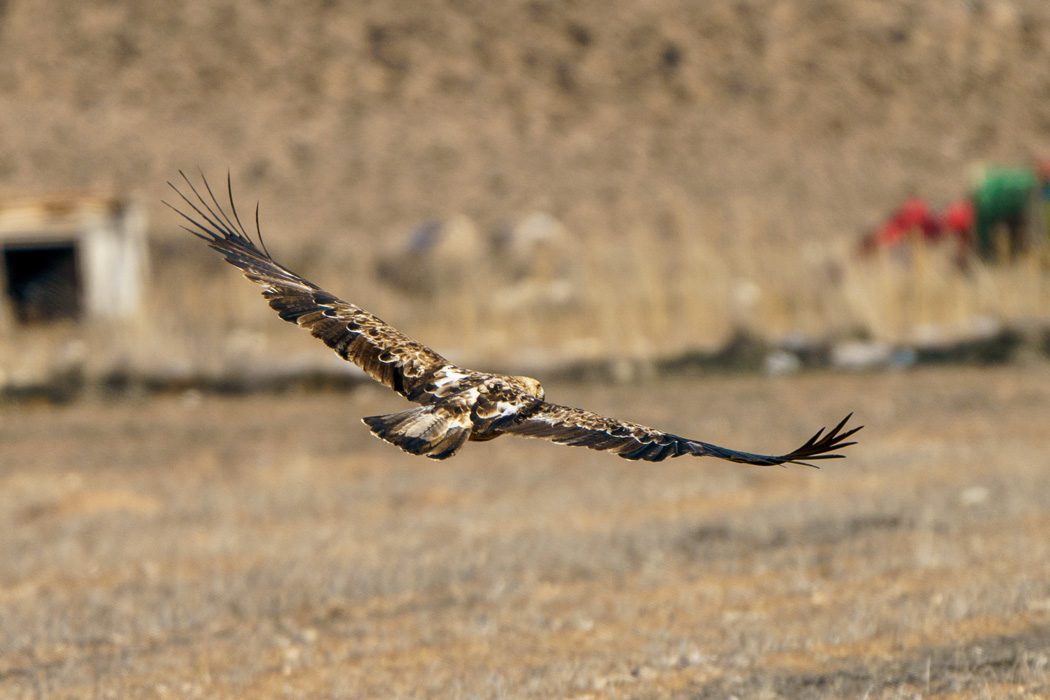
[166,172,449,401]
[505,404,860,465]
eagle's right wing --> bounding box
[167,172,449,401]
[505,403,860,465]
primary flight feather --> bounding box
[168,173,860,465]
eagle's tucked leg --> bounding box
[362,405,472,460]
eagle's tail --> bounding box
[362,405,472,460]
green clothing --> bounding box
[1044,183,1050,243]
[972,167,1043,257]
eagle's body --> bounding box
[362,366,546,459]
[169,174,860,465]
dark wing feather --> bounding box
[166,172,449,400]
[505,404,861,466]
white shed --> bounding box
[0,192,147,325]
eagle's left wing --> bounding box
[505,403,860,465]
[166,172,450,401]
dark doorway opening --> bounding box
[3,242,83,323]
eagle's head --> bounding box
[513,375,545,401]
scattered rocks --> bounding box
[2,319,1048,402]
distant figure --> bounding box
[1039,158,1050,245]
[860,196,941,253]
[971,160,1050,260]
[860,196,972,265]
[940,198,977,266]
[941,199,976,241]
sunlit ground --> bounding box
[1,366,1049,699]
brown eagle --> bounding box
[168,173,860,465]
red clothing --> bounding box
[941,199,975,238]
[862,197,973,256]
[867,197,940,248]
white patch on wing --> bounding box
[493,401,520,418]
[430,366,471,391]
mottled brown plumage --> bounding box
[168,173,861,464]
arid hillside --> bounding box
[2,1,1050,387]
[0,0,1049,248]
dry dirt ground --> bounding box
[1,366,1049,699]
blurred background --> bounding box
[5,3,1050,698]
[0,0,1049,392]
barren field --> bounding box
[2,366,1050,699]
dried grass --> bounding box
[2,203,1050,389]
[2,368,1049,698]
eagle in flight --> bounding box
[168,173,860,465]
